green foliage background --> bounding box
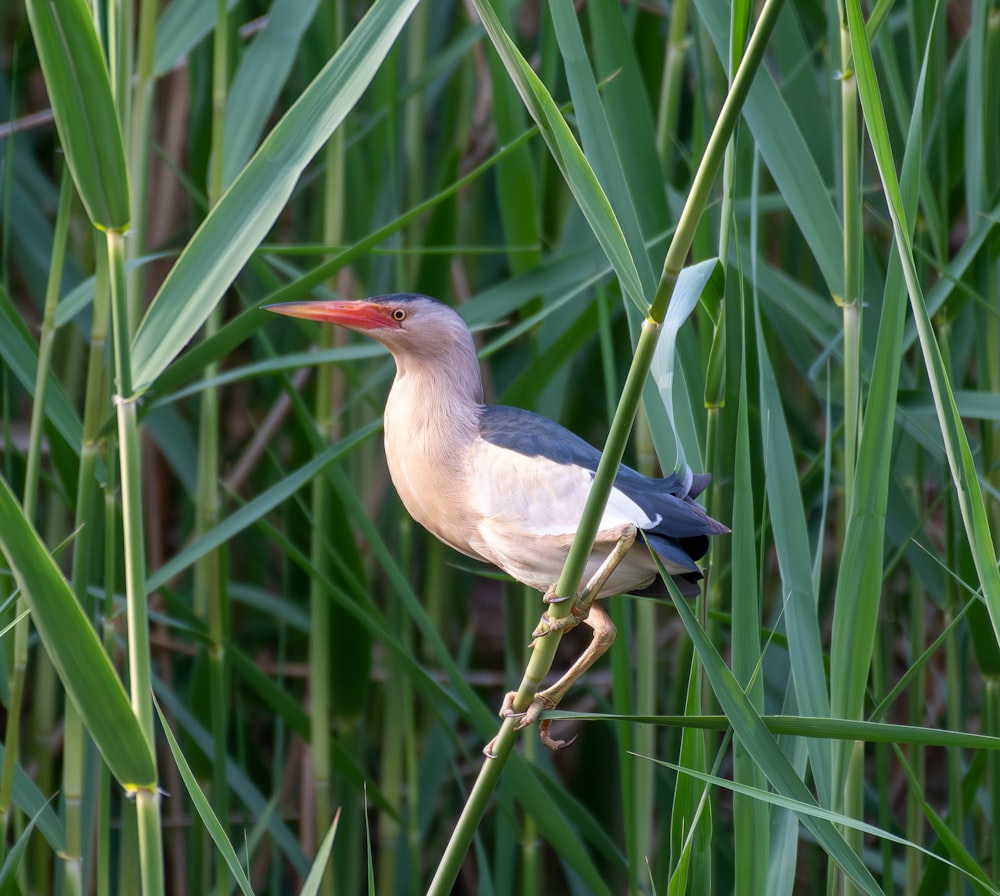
[1,0,999,893]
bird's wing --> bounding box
[474,406,725,541]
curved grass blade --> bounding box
[845,0,1000,644]
[645,758,996,895]
[24,0,130,229]
[154,700,253,896]
[649,258,723,467]
[665,581,882,895]
[694,0,843,298]
[0,282,83,452]
[131,0,420,392]
[221,0,324,187]
[467,0,646,310]
[146,420,381,591]
[300,809,341,896]
[0,475,155,789]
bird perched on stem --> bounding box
[267,294,728,749]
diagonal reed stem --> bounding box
[427,0,787,889]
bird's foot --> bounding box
[484,690,559,757]
[529,603,588,646]
[498,690,553,729]
[506,692,575,751]
[497,690,525,720]
[542,583,572,605]
[539,719,577,751]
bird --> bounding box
[267,294,728,749]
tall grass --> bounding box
[1,0,999,893]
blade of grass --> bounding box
[467,0,646,309]
[154,700,254,896]
[0,474,155,788]
[665,582,882,895]
[130,0,421,392]
[24,0,130,229]
[846,0,1000,644]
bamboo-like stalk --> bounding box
[0,163,72,870]
[309,7,347,893]
[108,228,164,895]
[730,155,767,896]
[836,11,865,891]
[193,2,231,890]
[631,412,655,893]
[60,231,113,895]
[981,8,1000,883]
[655,0,690,178]
[906,562,927,892]
[427,2,786,889]
[838,17,862,515]
[126,0,158,331]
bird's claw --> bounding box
[498,691,526,720]
[542,584,571,605]
[539,719,577,751]
[531,608,584,644]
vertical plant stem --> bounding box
[987,678,1000,885]
[837,11,864,891]
[310,326,335,896]
[428,3,787,887]
[193,2,231,890]
[310,7,346,892]
[61,230,113,895]
[838,15,862,513]
[906,550,927,892]
[126,0,158,330]
[0,162,72,873]
[656,0,690,179]
[632,413,656,892]
[108,228,164,896]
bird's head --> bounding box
[266,294,468,350]
[265,294,482,397]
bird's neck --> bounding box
[384,340,484,458]
[381,342,484,555]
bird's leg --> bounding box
[498,525,635,751]
[524,604,616,750]
[531,524,637,644]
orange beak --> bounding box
[263,300,401,332]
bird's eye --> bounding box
[392,308,406,322]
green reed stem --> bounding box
[0,162,72,872]
[108,228,164,896]
[428,1,786,890]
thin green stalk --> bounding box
[837,11,864,891]
[310,332,335,895]
[846,0,1000,650]
[943,491,963,896]
[61,230,112,896]
[987,678,1000,885]
[906,571,927,893]
[838,11,863,516]
[428,4,786,890]
[311,8,346,892]
[193,2,231,890]
[0,163,73,867]
[98,610,118,896]
[30,485,65,894]
[731,155,767,894]
[404,0,428,282]
[377,596,406,895]
[126,0,158,331]
[632,413,656,892]
[655,0,690,179]
[108,228,163,896]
